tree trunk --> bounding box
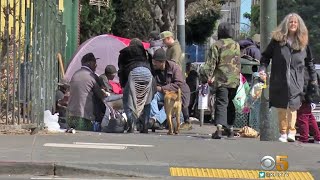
[145,0,176,32]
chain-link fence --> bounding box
[0,0,65,127]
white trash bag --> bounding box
[43,110,63,132]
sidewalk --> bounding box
[0,123,319,179]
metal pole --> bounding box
[196,45,198,62]
[259,0,278,141]
[177,0,186,75]
[200,109,204,127]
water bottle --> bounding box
[93,121,101,132]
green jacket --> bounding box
[166,41,182,67]
[200,38,241,88]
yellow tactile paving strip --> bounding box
[170,167,314,180]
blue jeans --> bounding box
[150,92,184,124]
[150,92,167,124]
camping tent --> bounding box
[65,34,150,81]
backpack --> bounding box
[101,104,127,133]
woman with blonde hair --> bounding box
[259,13,317,142]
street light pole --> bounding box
[177,0,186,75]
[259,0,278,141]
[192,44,198,62]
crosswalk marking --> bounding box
[43,143,126,150]
[74,142,154,147]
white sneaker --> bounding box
[314,140,320,144]
[279,134,288,142]
[287,133,296,142]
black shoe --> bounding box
[212,130,222,139]
[140,128,148,133]
[127,121,135,133]
[225,128,234,138]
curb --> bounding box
[0,162,157,178]
[0,162,54,175]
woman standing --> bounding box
[259,13,317,142]
[118,38,155,133]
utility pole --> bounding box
[259,0,278,141]
[177,0,186,75]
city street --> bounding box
[0,123,319,179]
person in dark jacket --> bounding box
[147,31,163,56]
[259,13,317,142]
[239,38,261,61]
[67,53,107,131]
[297,65,320,144]
[118,38,155,133]
[150,48,191,129]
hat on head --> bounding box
[159,31,174,39]
[149,31,160,40]
[81,53,99,64]
[105,65,117,75]
[153,48,167,61]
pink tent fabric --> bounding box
[65,34,150,81]
[108,35,150,49]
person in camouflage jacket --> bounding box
[200,22,241,139]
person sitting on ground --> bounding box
[67,53,108,131]
[99,65,124,131]
[100,65,123,94]
[55,78,70,129]
[150,48,192,130]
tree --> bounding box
[79,0,116,43]
[110,0,222,44]
[278,0,320,63]
[112,0,153,41]
[243,12,251,21]
[250,4,260,34]
[145,0,222,32]
[185,0,221,44]
[242,4,259,35]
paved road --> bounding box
[0,124,319,179]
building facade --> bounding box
[252,0,260,5]
[219,0,241,39]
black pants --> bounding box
[214,86,237,127]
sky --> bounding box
[240,0,251,31]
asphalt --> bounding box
[0,123,319,179]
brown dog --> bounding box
[164,88,182,135]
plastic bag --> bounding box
[44,110,62,132]
[250,82,264,100]
[233,74,250,112]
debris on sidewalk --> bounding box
[43,110,64,133]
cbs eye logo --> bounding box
[260,155,289,171]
